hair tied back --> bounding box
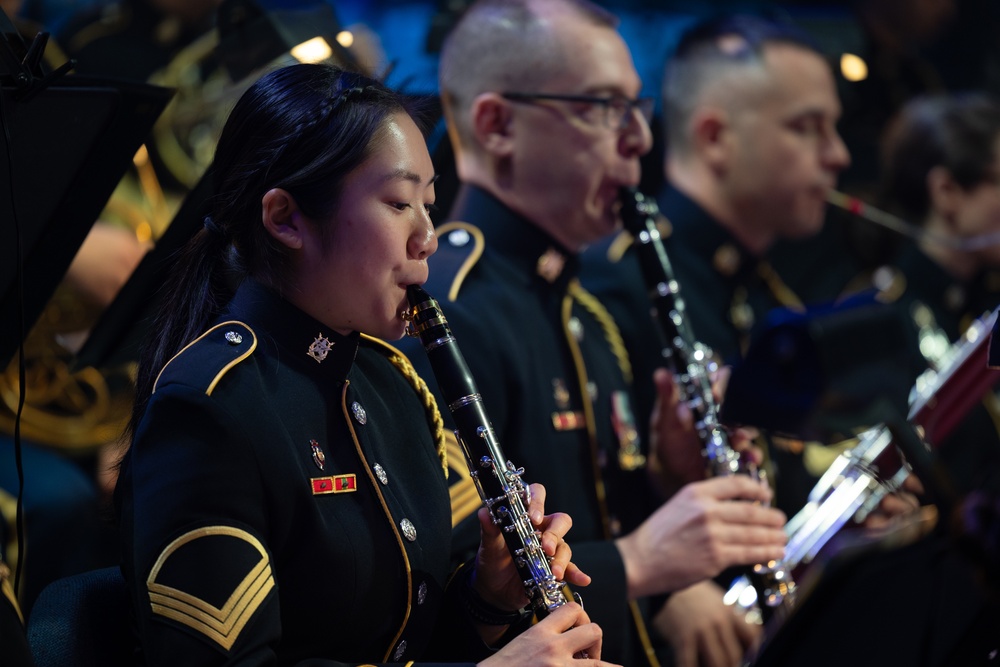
[203,215,227,239]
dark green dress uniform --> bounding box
[118,280,485,666]
[397,185,661,667]
[882,243,1000,494]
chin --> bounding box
[382,319,411,343]
[790,209,825,239]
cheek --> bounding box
[956,194,1000,236]
[979,199,1000,230]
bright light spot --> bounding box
[291,37,333,64]
[738,585,759,609]
[133,144,149,166]
[336,30,354,48]
[840,53,868,82]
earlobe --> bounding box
[471,93,514,156]
[693,108,729,170]
[262,188,306,249]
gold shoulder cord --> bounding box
[568,281,634,385]
[365,337,447,476]
[756,261,805,311]
[564,282,661,667]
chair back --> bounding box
[26,566,134,667]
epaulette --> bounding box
[152,321,257,395]
[428,222,484,302]
[606,230,633,263]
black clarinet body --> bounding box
[618,188,794,617]
[405,285,576,618]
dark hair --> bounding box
[662,14,824,153]
[129,64,413,437]
[881,93,1000,222]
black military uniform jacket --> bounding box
[118,280,483,666]
[657,186,796,364]
[398,185,660,666]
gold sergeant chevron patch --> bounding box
[147,526,275,650]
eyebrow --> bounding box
[383,169,440,186]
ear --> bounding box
[926,166,961,225]
[689,106,730,170]
[470,92,515,157]
[262,188,308,249]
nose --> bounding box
[621,107,653,159]
[409,216,438,260]
[823,128,851,172]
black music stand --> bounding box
[0,8,172,367]
[750,519,999,667]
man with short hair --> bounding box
[401,3,789,665]
[659,14,851,361]
[580,15,853,663]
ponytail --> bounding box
[127,221,233,440]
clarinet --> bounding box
[404,285,578,618]
[618,188,794,619]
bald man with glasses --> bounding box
[397,1,788,666]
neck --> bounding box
[920,214,979,282]
[458,160,582,255]
[666,158,774,256]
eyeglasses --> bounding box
[501,92,655,131]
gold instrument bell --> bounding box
[0,0,373,452]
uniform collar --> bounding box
[449,184,579,291]
[225,279,360,384]
[658,184,758,282]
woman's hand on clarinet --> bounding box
[472,483,591,612]
[480,603,617,666]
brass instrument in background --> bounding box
[1,4,373,452]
